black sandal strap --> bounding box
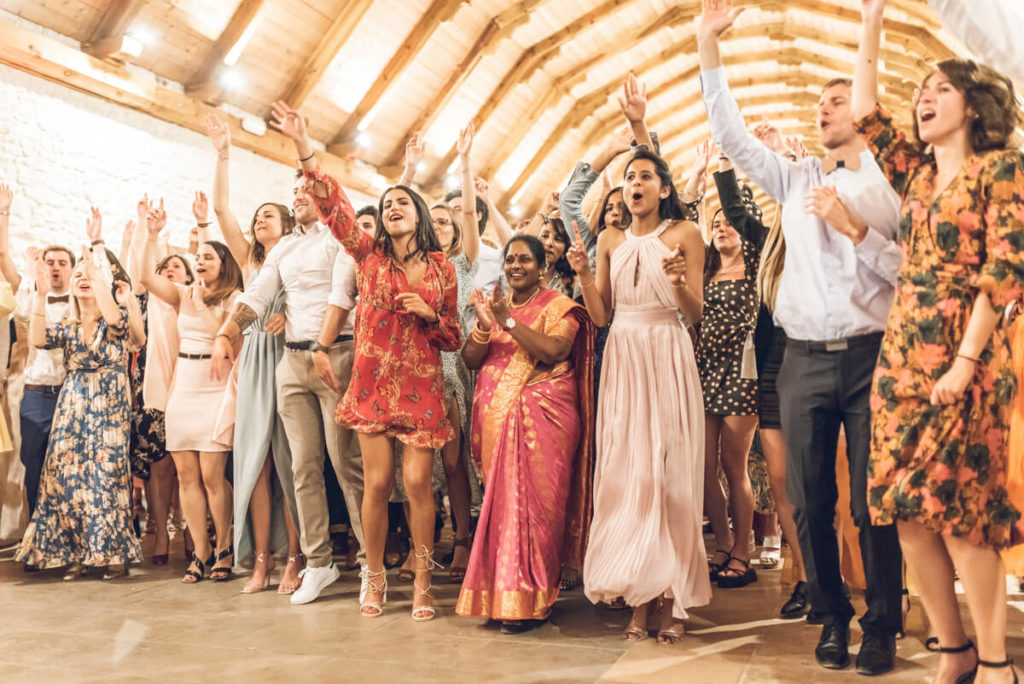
[936,641,975,654]
[978,657,1014,668]
[925,637,940,652]
[215,546,233,562]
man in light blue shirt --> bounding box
[699,1,903,675]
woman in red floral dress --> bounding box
[303,152,460,622]
[853,2,1024,682]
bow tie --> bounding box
[47,294,70,304]
[821,155,862,175]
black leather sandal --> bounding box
[716,557,758,588]
[182,553,212,584]
[976,656,1018,684]
[707,549,731,582]
[210,546,233,582]
[934,641,977,684]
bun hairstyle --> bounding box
[914,59,1022,152]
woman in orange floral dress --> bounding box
[853,2,1024,682]
[305,163,460,623]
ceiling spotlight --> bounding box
[356,132,372,148]
[445,175,460,189]
[509,206,523,218]
[127,25,156,46]
[218,69,245,92]
[416,161,427,173]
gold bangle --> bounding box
[471,327,491,344]
[579,278,595,289]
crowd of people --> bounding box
[4,0,1024,680]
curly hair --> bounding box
[914,59,1021,152]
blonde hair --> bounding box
[756,202,785,313]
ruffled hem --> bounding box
[336,409,453,449]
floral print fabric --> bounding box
[857,105,1024,548]
[17,306,143,567]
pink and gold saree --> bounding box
[456,288,594,620]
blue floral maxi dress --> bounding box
[16,306,143,567]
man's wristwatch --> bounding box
[313,342,330,354]
[503,317,517,331]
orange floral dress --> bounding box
[309,169,461,448]
[856,105,1024,549]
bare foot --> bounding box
[278,554,304,595]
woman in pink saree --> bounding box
[456,235,595,634]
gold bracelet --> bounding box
[470,327,491,344]
[956,352,980,364]
[579,278,596,289]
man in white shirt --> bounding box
[699,3,903,676]
[213,166,363,606]
[15,246,72,518]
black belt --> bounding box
[786,331,883,353]
[178,352,212,360]
[284,334,352,352]
[24,384,62,394]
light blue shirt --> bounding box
[700,66,902,341]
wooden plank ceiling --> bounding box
[2,0,965,215]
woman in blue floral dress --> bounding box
[16,242,144,579]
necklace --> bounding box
[510,285,541,308]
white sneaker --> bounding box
[289,563,340,605]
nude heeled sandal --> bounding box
[360,568,388,618]
[411,546,443,622]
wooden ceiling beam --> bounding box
[328,0,466,146]
[82,0,144,61]
[185,0,267,104]
[369,0,547,165]
[278,0,376,111]
[0,18,381,198]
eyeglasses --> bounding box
[433,218,452,227]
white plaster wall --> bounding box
[0,63,376,269]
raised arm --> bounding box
[568,222,613,327]
[0,184,22,291]
[681,139,713,204]
[619,74,655,152]
[204,114,250,270]
[584,171,611,236]
[563,127,634,252]
[399,132,426,187]
[138,201,180,307]
[522,191,560,238]
[271,100,317,174]
[128,196,151,295]
[853,0,887,122]
[474,177,513,245]
[28,258,51,350]
[457,123,480,265]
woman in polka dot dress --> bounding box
[698,153,765,589]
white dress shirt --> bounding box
[238,222,357,342]
[928,0,1024,86]
[15,282,69,386]
[701,66,902,341]
[465,243,506,331]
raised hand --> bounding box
[269,100,307,143]
[473,177,490,202]
[699,0,744,39]
[0,183,12,213]
[691,139,714,177]
[192,191,209,223]
[457,122,475,159]
[618,73,647,124]
[567,221,592,276]
[860,0,888,20]
[753,117,785,154]
[85,206,103,243]
[405,131,426,169]
[394,292,436,321]
[114,280,132,305]
[488,284,511,326]
[145,199,167,235]
[136,194,151,222]
[468,288,496,330]
[32,248,49,295]
[605,125,635,156]
[785,136,808,161]
[542,190,560,215]
[662,244,687,287]
[204,113,231,153]
[80,245,101,284]
[188,279,208,311]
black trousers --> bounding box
[19,387,59,517]
[777,333,902,634]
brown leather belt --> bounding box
[24,384,62,394]
[178,352,212,360]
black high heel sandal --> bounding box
[934,641,977,684]
[976,657,1018,684]
[707,549,731,582]
[210,546,233,582]
[716,557,757,588]
[182,552,214,584]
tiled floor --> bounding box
[1,535,1021,683]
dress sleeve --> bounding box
[559,162,599,254]
[974,151,1024,309]
[713,169,766,249]
[854,104,924,198]
[305,167,372,260]
[423,258,461,352]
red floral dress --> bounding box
[856,105,1024,548]
[308,169,461,448]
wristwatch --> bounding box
[503,317,517,331]
[313,342,330,354]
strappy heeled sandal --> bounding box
[449,536,472,582]
[924,636,940,652]
[717,557,758,588]
[976,656,1018,684]
[278,553,304,595]
[708,548,731,582]
[210,546,233,582]
[182,552,213,584]
[932,641,977,684]
[412,546,443,622]
[623,624,648,642]
[241,552,274,594]
[360,568,388,618]
[657,622,685,644]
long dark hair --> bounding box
[249,203,295,266]
[704,209,727,285]
[597,186,630,233]
[540,217,576,289]
[624,148,686,221]
[200,240,244,307]
[376,186,443,263]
